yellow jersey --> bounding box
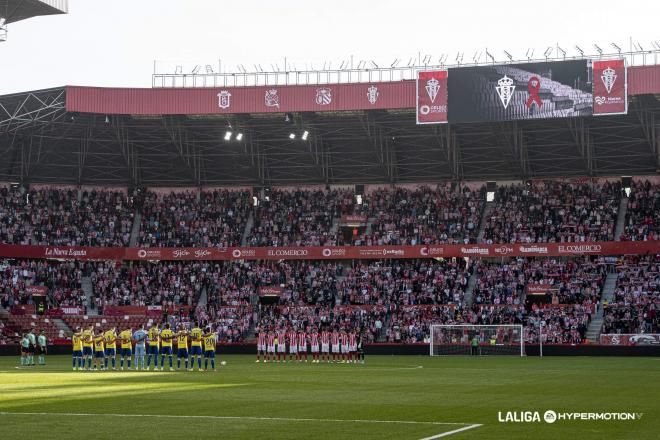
[160,329,174,347]
[119,330,133,349]
[72,333,83,351]
[82,330,93,347]
[190,328,203,347]
[148,328,160,347]
[203,334,216,352]
[104,330,117,349]
[176,333,188,350]
[93,335,105,352]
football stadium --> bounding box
[0,1,659,439]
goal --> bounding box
[430,324,524,356]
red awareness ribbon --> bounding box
[526,76,543,109]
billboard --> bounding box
[416,70,448,124]
[447,60,593,123]
[593,59,627,115]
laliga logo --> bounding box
[544,411,557,424]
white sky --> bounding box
[0,0,658,94]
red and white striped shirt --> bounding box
[289,332,297,346]
[258,332,266,346]
[298,333,306,347]
[278,331,287,345]
[267,333,275,347]
[311,333,319,347]
[331,332,340,345]
[341,333,349,346]
[321,332,330,345]
[349,333,356,348]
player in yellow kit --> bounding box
[93,332,105,371]
[104,327,117,370]
[176,326,189,371]
[119,327,133,370]
[189,323,204,371]
[146,325,160,371]
[159,323,174,371]
[203,327,217,372]
[72,327,83,370]
[82,326,94,370]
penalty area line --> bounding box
[0,411,475,427]
[419,424,483,439]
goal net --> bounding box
[430,324,524,356]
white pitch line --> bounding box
[0,411,473,426]
[419,423,483,439]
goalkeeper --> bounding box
[470,334,479,356]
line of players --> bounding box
[71,322,219,372]
[257,329,364,363]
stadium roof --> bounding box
[0,0,67,24]
[0,84,658,187]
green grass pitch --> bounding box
[0,355,658,439]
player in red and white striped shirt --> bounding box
[341,331,350,363]
[310,330,320,363]
[266,331,276,363]
[331,330,340,362]
[298,331,308,362]
[256,331,267,363]
[321,330,330,363]
[348,331,357,363]
[288,330,298,362]
[277,329,287,362]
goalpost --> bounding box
[430,324,525,356]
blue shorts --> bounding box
[105,348,116,357]
[94,351,105,359]
[190,346,203,356]
[82,347,93,356]
[161,346,173,355]
[177,349,189,358]
[204,350,215,359]
[134,345,146,356]
[120,348,133,357]
[73,350,83,357]
[148,346,159,355]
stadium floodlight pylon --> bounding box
[430,324,524,356]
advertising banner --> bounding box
[526,284,554,295]
[416,70,448,124]
[259,286,284,296]
[447,60,592,123]
[600,334,660,346]
[593,59,627,115]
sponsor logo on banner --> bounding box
[420,246,444,257]
[494,245,514,255]
[45,247,88,258]
[322,248,347,258]
[460,247,490,256]
[61,307,84,315]
[172,249,190,258]
[315,88,332,105]
[217,90,232,109]
[558,244,602,254]
[265,89,280,108]
[137,249,162,259]
[194,249,212,258]
[593,59,627,115]
[367,85,379,104]
[341,214,367,224]
[519,245,549,254]
[526,284,553,295]
[25,285,48,295]
[495,75,515,109]
[358,248,404,258]
[416,70,448,124]
[259,286,284,296]
[231,248,256,259]
[266,249,309,257]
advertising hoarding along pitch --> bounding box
[447,60,593,123]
